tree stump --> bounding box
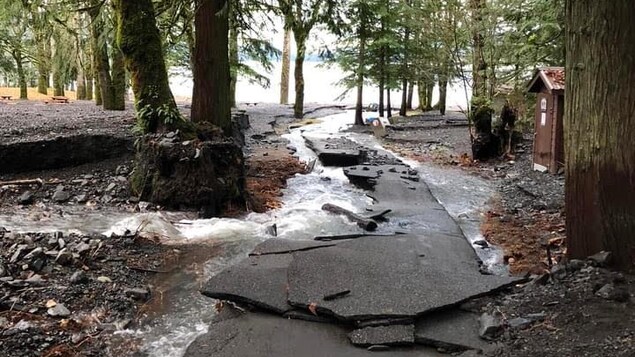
[131,135,246,217]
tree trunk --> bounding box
[399,78,408,116]
[36,43,50,95]
[110,30,126,110]
[407,81,415,110]
[114,0,181,133]
[470,0,487,99]
[53,70,64,97]
[280,26,292,105]
[565,0,635,271]
[386,87,392,118]
[94,68,102,105]
[378,46,385,117]
[86,77,93,100]
[418,80,427,110]
[13,50,27,100]
[293,31,307,119]
[89,5,115,109]
[354,14,367,126]
[191,0,232,133]
[228,3,238,108]
[399,25,410,117]
[76,70,86,100]
[426,81,434,110]
[438,76,448,115]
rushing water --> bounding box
[0,110,504,356]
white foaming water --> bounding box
[124,112,373,357]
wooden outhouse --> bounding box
[527,67,565,174]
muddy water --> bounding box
[0,111,504,356]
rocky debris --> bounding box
[52,187,71,202]
[47,303,71,317]
[595,283,630,302]
[588,251,612,267]
[0,230,177,356]
[1,160,136,213]
[479,313,504,340]
[17,190,33,205]
[124,287,151,302]
[478,254,635,357]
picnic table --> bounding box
[50,96,69,104]
[0,95,12,100]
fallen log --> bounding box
[0,178,44,187]
[368,209,392,221]
[322,203,378,231]
[314,232,405,241]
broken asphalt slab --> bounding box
[415,309,492,352]
[185,308,444,357]
[287,235,521,321]
[201,253,293,314]
[345,164,464,237]
[304,137,367,167]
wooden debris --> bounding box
[321,203,379,231]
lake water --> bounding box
[169,60,471,111]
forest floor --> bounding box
[0,102,632,356]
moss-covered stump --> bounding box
[131,134,246,217]
[471,98,499,161]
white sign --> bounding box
[541,112,547,126]
[541,98,548,111]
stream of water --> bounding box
[0,111,503,356]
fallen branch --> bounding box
[314,232,404,241]
[322,203,378,231]
[0,178,44,187]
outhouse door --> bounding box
[533,94,552,172]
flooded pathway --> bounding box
[0,110,504,356]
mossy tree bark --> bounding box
[469,0,495,160]
[89,3,116,109]
[35,39,51,95]
[293,30,308,119]
[11,49,27,99]
[110,13,126,111]
[229,4,239,109]
[114,0,181,133]
[565,0,635,271]
[191,0,232,134]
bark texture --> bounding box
[280,27,291,105]
[192,0,232,134]
[565,0,635,270]
[114,0,180,133]
[293,31,307,119]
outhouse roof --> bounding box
[527,67,565,93]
